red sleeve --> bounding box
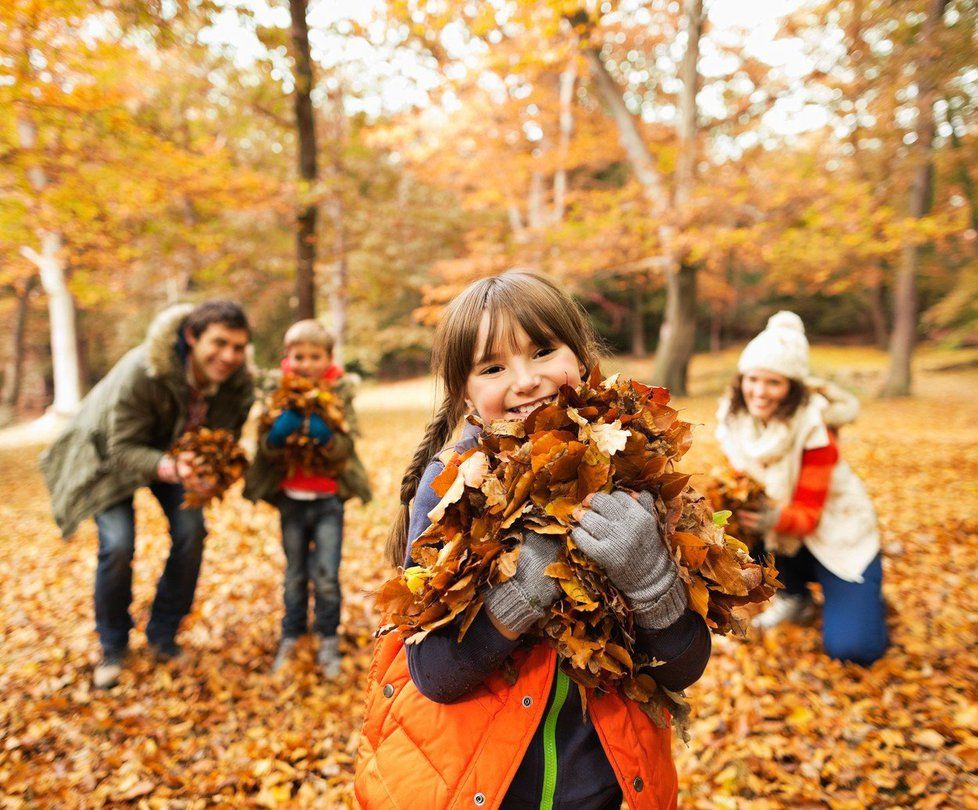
[773,434,839,537]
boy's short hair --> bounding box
[185,300,250,338]
[284,319,335,354]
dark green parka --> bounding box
[40,304,254,537]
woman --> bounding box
[715,311,887,665]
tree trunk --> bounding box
[328,195,348,366]
[0,277,35,423]
[582,48,666,206]
[551,58,577,224]
[631,288,646,357]
[674,0,703,210]
[880,0,948,397]
[652,263,697,394]
[21,232,81,415]
[290,0,318,320]
[527,170,545,230]
[16,115,81,415]
[867,271,889,349]
[652,0,703,394]
[709,309,722,354]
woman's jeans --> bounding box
[278,494,344,638]
[775,546,888,665]
[94,482,207,654]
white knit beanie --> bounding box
[737,311,810,380]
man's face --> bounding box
[186,323,249,385]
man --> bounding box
[41,300,254,689]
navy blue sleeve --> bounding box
[635,610,712,692]
[405,459,521,704]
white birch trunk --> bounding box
[20,232,81,414]
[16,116,81,415]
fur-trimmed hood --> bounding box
[144,303,195,380]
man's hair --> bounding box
[283,319,335,353]
[184,300,250,339]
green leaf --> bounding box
[713,510,733,527]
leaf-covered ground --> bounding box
[2,350,977,808]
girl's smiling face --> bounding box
[465,310,584,423]
[741,368,792,421]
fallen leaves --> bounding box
[1,358,977,806]
[377,368,779,727]
[171,428,248,508]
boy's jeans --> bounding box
[278,494,344,638]
[93,482,207,654]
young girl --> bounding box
[715,311,888,665]
[356,270,711,810]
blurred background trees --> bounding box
[1,0,975,420]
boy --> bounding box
[244,320,371,677]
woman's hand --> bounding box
[737,501,781,534]
[571,491,688,630]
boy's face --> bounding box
[186,323,249,385]
[465,311,583,423]
[287,341,332,379]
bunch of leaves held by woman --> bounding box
[260,374,348,477]
[170,428,249,508]
[377,368,780,728]
[703,469,768,549]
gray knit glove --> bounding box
[571,491,687,630]
[483,531,562,635]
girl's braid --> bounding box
[385,396,463,567]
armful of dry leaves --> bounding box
[702,468,769,550]
[170,428,249,509]
[376,368,780,729]
[258,374,349,477]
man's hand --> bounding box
[156,454,181,484]
[178,452,217,497]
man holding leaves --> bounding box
[41,301,254,689]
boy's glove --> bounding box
[267,410,303,448]
[571,491,688,629]
[484,531,562,635]
[307,414,334,444]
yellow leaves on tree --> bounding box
[376,368,780,728]
[259,374,349,478]
[171,428,248,509]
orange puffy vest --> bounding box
[355,633,678,809]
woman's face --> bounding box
[465,311,583,423]
[741,369,792,421]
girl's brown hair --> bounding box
[727,373,810,421]
[385,270,602,567]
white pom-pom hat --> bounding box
[737,311,810,381]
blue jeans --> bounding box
[278,494,344,638]
[776,546,888,665]
[93,483,207,653]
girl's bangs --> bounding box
[478,292,563,364]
